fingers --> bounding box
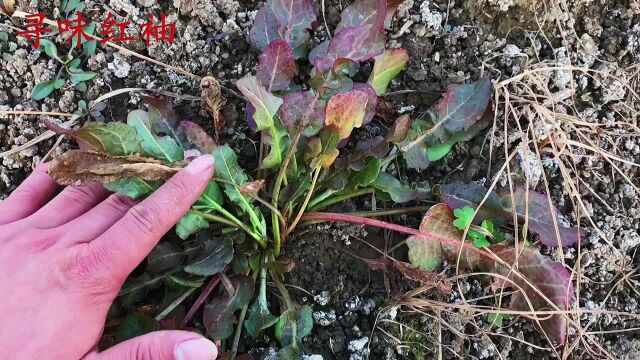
[0,163,58,225]
[83,331,218,360]
[87,155,214,282]
[28,182,110,228]
[61,194,138,244]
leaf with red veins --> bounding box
[249,6,282,50]
[335,0,387,33]
[280,91,325,136]
[269,0,316,50]
[431,75,492,141]
[236,76,283,131]
[501,188,585,247]
[257,40,297,92]
[325,90,369,139]
[480,244,574,345]
[179,121,217,153]
[314,24,385,73]
[352,82,379,124]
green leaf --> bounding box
[193,181,224,212]
[244,271,279,338]
[212,145,265,235]
[105,177,160,199]
[406,204,454,271]
[0,32,8,43]
[68,58,81,70]
[452,206,475,231]
[38,39,62,62]
[373,172,427,203]
[146,242,184,272]
[274,305,313,347]
[114,314,157,343]
[472,236,491,249]
[69,70,97,84]
[367,48,409,95]
[32,80,56,100]
[203,275,255,340]
[347,157,381,190]
[262,117,290,169]
[236,75,282,130]
[167,275,206,288]
[54,79,65,89]
[128,110,183,164]
[488,313,509,327]
[176,211,209,240]
[74,81,87,92]
[184,237,233,276]
[49,122,140,155]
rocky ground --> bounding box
[2,0,640,359]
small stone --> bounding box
[107,53,131,78]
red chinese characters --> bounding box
[17,13,51,48]
[18,12,177,49]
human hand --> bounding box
[0,155,218,360]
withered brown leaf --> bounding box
[201,76,226,144]
[0,0,15,16]
[49,150,185,186]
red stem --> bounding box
[301,212,491,259]
[180,273,222,328]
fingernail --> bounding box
[175,338,218,360]
[186,155,215,175]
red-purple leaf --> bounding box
[335,0,386,33]
[249,6,282,50]
[501,188,584,247]
[348,136,389,171]
[179,121,217,153]
[309,39,330,70]
[236,76,283,131]
[269,0,316,51]
[280,91,325,136]
[257,40,297,92]
[314,24,385,73]
[477,244,574,345]
[439,183,584,248]
[431,75,492,140]
[439,182,507,226]
[352,82,379,124]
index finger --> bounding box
[85,155,214,282]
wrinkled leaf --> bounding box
[325,90,369,139]
[237,75,283,131]
[280,91,325,136]
[407,204,451,271]
[46,120,140,156]
[257,39,297,92]
[49,150,183,186]
[203,275,255,340]
[128,110,183,164]
[185,237,234,276]
[274,305,313,347]
[368,48,409,95]
[176,211,209,240]
[180,121,217,153]
[105,177,160,199]
[373,172,427,203]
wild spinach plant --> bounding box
[31,0,97,100]
[46,0,582,354]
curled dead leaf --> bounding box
[0,0,15,16]
[200,76,226,144]
[49,150,185,186]
[240,179,265,197]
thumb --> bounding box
[85,331,218,360]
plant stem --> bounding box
[272,129,303,256]
[155,287,198,321]
[192,210,266,248]
[286,166,321,238]
[347,206,433,217]
[300,212,489,258]
[230,304,249,360]
[180,273,223,328]
[307,188,337,210]
[269,270,294,310]
[309,188,375,212]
